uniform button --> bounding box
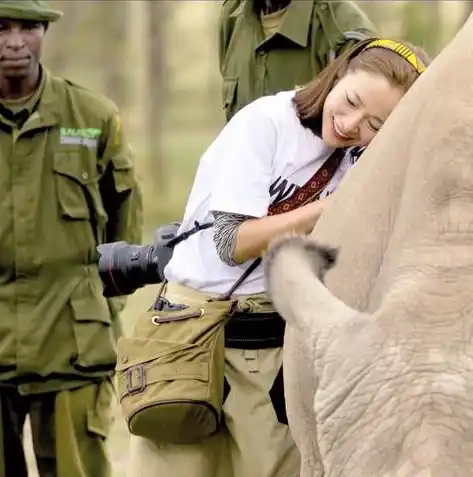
[321,4,327,10]
[82,172,89,180]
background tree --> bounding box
[145,0,170,198]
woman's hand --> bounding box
[232,197,330,264]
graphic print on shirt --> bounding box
[269,176,300,205]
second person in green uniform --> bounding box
[219,0,377,121]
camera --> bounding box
[97,223,181,297]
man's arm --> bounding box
[218,0,244,74]
[326,1,378,60]
[99,112,143,247]
[98,112,143,311]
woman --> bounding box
[129,38,430,477]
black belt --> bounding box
[156,298,286,349]
[225,311,285,349]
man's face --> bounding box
[0,18,45,80]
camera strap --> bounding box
[165,221,213,248]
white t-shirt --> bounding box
[165,90,357,295]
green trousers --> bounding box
[0,379,114,477]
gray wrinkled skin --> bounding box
[264,14,473,477]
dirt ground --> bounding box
[25,285,159,477]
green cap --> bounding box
[0,0,62,23]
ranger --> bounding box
[219,0,377,120]
[0,1,142,476]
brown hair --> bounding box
[293,38,431,133]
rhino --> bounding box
[264,14,473,477]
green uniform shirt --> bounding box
[0,66,143,395]
[219,0,377,120]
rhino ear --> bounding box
[264,236,356,336]
[303,242,339,281]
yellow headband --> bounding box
[363,39,426,75]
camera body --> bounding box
[97,222,181,297]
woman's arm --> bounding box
[213,197,329,266]
[212,211,255,266]
[233,198,328,264]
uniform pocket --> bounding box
[87,378,116,439]
[53,152,92,220]
[53,152,108,247]
[111,153,134,194]
[69,278,117,373]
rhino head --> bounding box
[264,13,473,477]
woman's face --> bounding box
[321,69,405,148]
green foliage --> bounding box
[131,126,219,232]
[402,1,442,56]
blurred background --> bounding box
[24,1,473,475]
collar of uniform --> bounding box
[0,65,46,127]
[30,65,62,127]
[0,64,62,130]
[234,1,315,48]
[22,64,47,116]
[276,1,315,47]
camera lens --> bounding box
[97,242,162,297]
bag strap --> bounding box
[211,148,345,301]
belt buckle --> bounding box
[125,364,146,395]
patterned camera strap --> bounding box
[268,147,345,216]
[213,148,345,300]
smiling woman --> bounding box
[294,38,430,148]
[227,39,431,266]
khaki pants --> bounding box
[0,379,114,477]
[127,283,300,477]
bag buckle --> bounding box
[125,364,146,395]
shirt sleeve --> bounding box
[210,99,278,218]
[212,210,256,266]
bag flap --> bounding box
[116,337,201,371]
